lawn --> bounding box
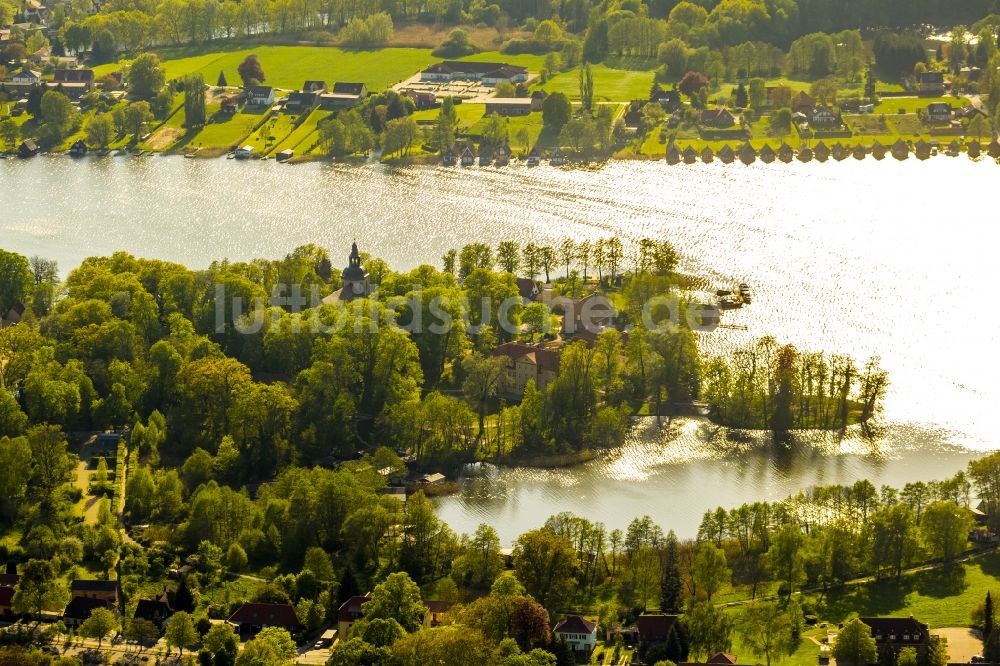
[875,95,967,114]
[413,102,485,129]
[245,110,301,155]
[94,45,437,91]
[808,551,1000,629]
[272,107,331,155]
[185,107,270,152]
[536,57,658,102]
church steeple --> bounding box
[349,242,361,268]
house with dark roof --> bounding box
[925,102,953,124]
[54,68,94,91]
[337,592,372,638]
[635,613,680,644]
[700,107,736,129]
[402,88,437,109]
[918,71,945,94]
[303,80,327,92]
[810,105,839,128]
[71,579,120,606]
[559,292,616,336]
[285,89,320,112]
[320,82,368,108]
[516,277,540,303]
[18,138,39,158]
[651,87,682,113]
[11,66,41,85]
[491,342,561,400]
[133,594,173,628]
[791,91,815,113]
[485,97,533,116]
[554,615,598,654]
[64,596,114,627]
[860,617,930,651]
[228,602,302,636]
[420,61,529,86]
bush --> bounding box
[500,37,568,54]
[433,29,479,57]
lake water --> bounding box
[3,154,999,541]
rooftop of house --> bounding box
[332,82,365,95]
[0,573,19,587]
[64,596,112,620]
[424,61,528,76]
[706,653,739,664]
[71,579,119,593]
[228,602,301,627]
[0,587,13,607]
[247,85,274,96]
[54,68,94,83]
[635,614,678,642]
[486,97,532,105]
[134,595,173,621]
[860,617,929,640]
[920,71,944,83]
[926,102,952,113]
[554,615,597,635]
[491,342,561,374]
[337,593,372,622]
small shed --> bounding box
[18,139,39,158]
[276,149,294,161]
[235,145,255,159]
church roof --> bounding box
[342,242,368,281]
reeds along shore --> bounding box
[664,137,1000,164]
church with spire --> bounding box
[323,242,371,304]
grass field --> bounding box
[94,45,436,91]
[537,57,657,102]
[185,107,270,152]
[272,107,330,155]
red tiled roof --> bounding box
[491,342,561,374]
[554,615,597,635]
[228,602,301,629]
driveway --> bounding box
[934,628,983,663]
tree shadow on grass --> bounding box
[914,565,967,599]
[602,56,658,72]
[974,551,1000,579]
[817,577,913,622]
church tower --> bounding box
[340,242,370,300]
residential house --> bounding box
[560,292,616,336]
[303,80,327,92]
[246,86,275,106]
[228,602,303,636]
[485,97,532,116]
[860,617,930,652]
[12,67,41,85]
[337,592,372,639]
[320,82,367,108]
[54,68,94,91]
[700,107,736,129]
[71,579,120,606]
[516,277,540,303]
[491,342,560,400]
[64,597,114,627]
[402,88,437,109]
[220,96,239,114]
[925,102,952,123]
[285,89,320,113]
[420,61,529,86]
[791,91,815,113]
[554,615,598,655]
[918,71,945,94]
[651,87,682,113]
[423,601,454,628]
[418,473,446,486]
[133,593,173,628]
[810,105,838,128]
[635,613,681,648]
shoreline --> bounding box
[5,140,999,166]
